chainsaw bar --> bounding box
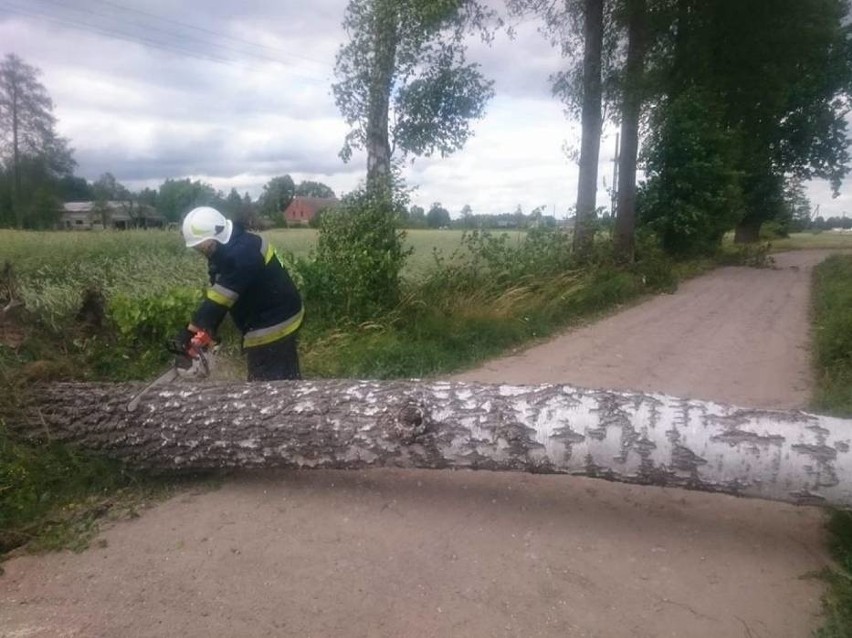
[126,348,215,413]
[126,366,180,412]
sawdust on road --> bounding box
[0,251,837,638]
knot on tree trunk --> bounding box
[388,403,431,444]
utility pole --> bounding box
[611,133,620,216]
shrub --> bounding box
[309,185,411,322]
[109,288,202,345]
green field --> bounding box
[771,231,852,252]
[1,227,525,272]
[0,228,530,326]
[263,228,528,277]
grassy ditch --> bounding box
[812,255,852,638]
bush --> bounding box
[633,231,678,293]
[759,220,789,240]
[308,185,411,322]
[109,288,202,345]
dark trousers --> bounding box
[246,335,301,381]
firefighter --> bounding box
[173,206,303,381]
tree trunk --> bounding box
[573,0,604,258]
[734,217,762,244]
[366,0,398,192]
[613,0,648,264]
[20,380,852,508]
[11,80,21,229]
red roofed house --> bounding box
[283,196,339,226]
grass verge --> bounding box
[811,255,852,637]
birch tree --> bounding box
[332,0,496,191]
[18,380,852,508]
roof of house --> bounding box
[283,196,339,216]
[61,201,163,220]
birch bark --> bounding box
[24,380,852,507]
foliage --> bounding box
[812,255,852,416]
[426,202,451,228]
[0,54,75,229]
[258,175,295,221]
[155,178,218,223]
[295,180,336,199]
[307,184,412,322]
[429,227,575,287]
[638,88,743,256]
[0,421,137,554]
[811,255,852,638]
[817,509,852,638]
[305,229,648,380]
[650,0,852,242]
[110,288,202,345]
[333,0,496,186]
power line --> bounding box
[88,0,313,59]
[0,1,335,81]
[27,0,332,68]
[0,2,235,65]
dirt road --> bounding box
[0,251,837,638]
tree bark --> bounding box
[734,217,762,244]
[21,380,852,508]
[573,0,604,258]
[366,0,398,192]
[613,0,648,264]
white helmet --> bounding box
[181,206,233,248]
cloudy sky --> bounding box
[0,0,848,218]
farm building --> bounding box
[59,202,165,230]
[283,196,338,226]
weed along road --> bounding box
[0,251,840,637]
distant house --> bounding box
[283,196,338,226]
[59,201,165,230]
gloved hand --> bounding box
[167,327,194,356]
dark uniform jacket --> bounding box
[192,226,303,348]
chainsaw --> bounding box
[127,330,216,412]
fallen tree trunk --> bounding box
[22,380,852,508]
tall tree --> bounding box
[612,0,648,262]
[295,180,336,198]
[426,201,451,228]
[333,0,496,191]
[0,54,74,228]
[258,175,296,219]
[56,175,93,202]
[156,178,217,223]
[92,172,130,202]
[573,0,605,256]
[92,172,132,228]
[638,87,743,256]
[644,0,852,245]
[725,0,852,242]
